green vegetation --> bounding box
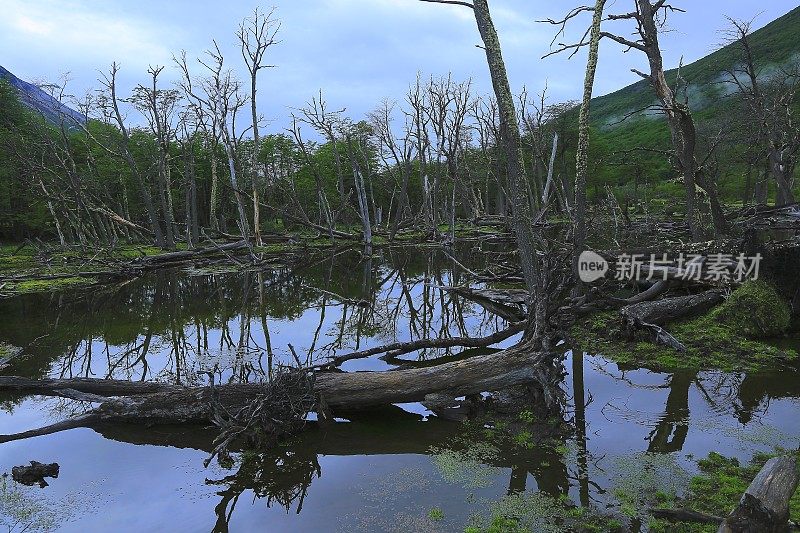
[646,450,800,532]
[574,305,797,372]
[465,492,622,533]
[428,507,445,521]
[712,280,792,338]
[431,442,503,490]
[0,476,59,532]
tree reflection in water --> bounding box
[1,244,799,531]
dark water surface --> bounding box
[0,244,798,532]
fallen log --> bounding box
[718,455,799,533]
[133,241,249,268]
[621,289,724,327]
[0,342,552,443]
[619,289,724,352]
[649,508,723,525]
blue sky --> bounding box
[1,0,797,132]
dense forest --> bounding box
[0,6,797,248]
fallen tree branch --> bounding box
[319,321,526,368]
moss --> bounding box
[10,276,94,294]
[573,310,796,372]
[646,450,800,533]
[712,280,791,338]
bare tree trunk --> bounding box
[210,148,220,230]
[573,0,605,291]
[37,176,66,246]
[770,148,796,206]
[238,8,280,246]
[471,0,543,340]
[101,64,165,247]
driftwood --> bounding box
[718,455,799,533]
[0,342,551,444]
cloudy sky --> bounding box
[1,0,797,132]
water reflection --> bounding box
[0,245,510,387]
[0,245,798,531]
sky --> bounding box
[1,0,798,133]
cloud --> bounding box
[0,0,179,70]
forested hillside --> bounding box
[0,4,797,244]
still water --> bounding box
[0,244,798,532]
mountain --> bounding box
[0,65,86,126]
[591,6,800,129]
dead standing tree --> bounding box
[406,74,435,231]
[300,92,351,225]
[238,6,281,246]
[98,63,166,248]
[368,99,415,239]
[543,0,730,239]
[722,17,798,207]
[176,51,224,232]
[424,75,475,242]
[198,43,253,252]
[130,66,180,250]
[420,0,549,344]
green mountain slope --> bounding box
[583,6,800,203]
[591,5,800,129]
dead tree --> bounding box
[130,65,180,249]
[176,51,223,231]
[98,63,166,247]
[574,1,606,291]
[300,92,350,224]
[198,43,253,251]
[238,6,281,246]
[718,455,799,533]
[722,17,798,207]
[288,115,335,235]
[0,342,552,442]
[421,0,548,344]
[543,1,730,239]
[368,99,415,239]
[342,124,374,251]
[407,74,434,230]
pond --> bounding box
[0,244,798,532]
